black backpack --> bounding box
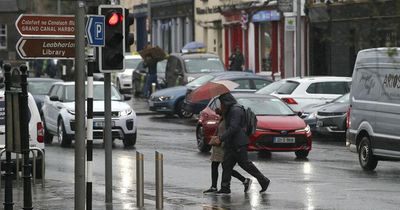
[235,104,258,136]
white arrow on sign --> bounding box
[17,39,27,57]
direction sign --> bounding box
[86,15,105,46]
[16,37,75,59]
[15,14,75,36]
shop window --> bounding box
[260,23,272,72]
[0,24,6,49]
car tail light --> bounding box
[282,97,298,104]
[346,107,351,129]
[37,122,44,143]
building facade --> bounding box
[307,0,400,76]
[150,0,194,53]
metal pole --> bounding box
[104,73,113,203]
[155,151,163,210]
[296,0,302,77]
[75,1,86,209]
[20,65,32,210]
[148,0,152,44]
[3,63,13,210]
[86,61,95,210]
[136,152,144,208]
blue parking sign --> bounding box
[86,15,105,46]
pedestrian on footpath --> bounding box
[203,108,252,194]
[228,45,244,71]
[142,55,159,98]
[215,92,270,195]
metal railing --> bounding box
[0,147,45,188]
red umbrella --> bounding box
[187,80,239,102]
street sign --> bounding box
[16,37,75,59]
[15,14,75,37]
[279,0,293,13]
[86,15,105,46]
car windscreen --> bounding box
[237,97,294,116]
[256,80,284,94]
[186,74,215,87]
[28,81,55,95]
[64,85,122,101]
[126,58,142,69]
[333,93,349,103]
[184,57,225,73]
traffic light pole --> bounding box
[104,73,113,204]
[75,1,86,210]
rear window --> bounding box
[306,82,350,94]
[276,81,299,94]
[184,57,225,73]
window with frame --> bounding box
[306,82,350,94]
[0,24,6,49]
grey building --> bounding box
[150,0,194,53]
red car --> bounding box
[196,93,312,158]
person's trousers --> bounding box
[221,146,269,190]
[143,74,158,97]
[211,161,245,188]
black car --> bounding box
[27,77,63,116]
[315,93,349,139]
[183,71,273,114]
[132,60,167,97]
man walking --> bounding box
[229,46,244,71]
[216,92,270,194]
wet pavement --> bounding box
[1,98,400,209]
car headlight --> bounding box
[295,125,311,133]
[119,108,133,117]
[158,96,173,101]
[67,109,75,115]
[306,111,317,119]
[188,76,195,82]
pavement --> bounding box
[130,96,156,116]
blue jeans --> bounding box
[143,74,158,98]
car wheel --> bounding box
[58,119,72,147]
[295,150,309,158]
[196,125,211,152]
[358,136,378,171]
[176,100,193,119]
[43,121,53,144]
[123,132,137,147]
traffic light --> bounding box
[99,5,125,72]
[125,8,135,52]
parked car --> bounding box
[303,93,347,134]
[27,77,63,116]
[149,71,271,118]
[0,89,45,177]
[165,52,225,88]
[115,54,142,93]
[183,72,273,114]
[42,81,137,147]
[196,93,312,158]
[255,76,351,112]
[132,59,167,97]
[315,93,349,139]
[346,47,400,171]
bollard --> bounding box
[155,151,163,210]
[136,152,144,208]
[151,83,156,94]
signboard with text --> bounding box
[15,14,75,37]
[16,37,75,59]
[279,0,293,13]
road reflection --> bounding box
[303,162,314,210]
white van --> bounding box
[0,89,45,177]
[346,47,400,171]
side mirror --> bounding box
[124,95,132,101]
[50,95,59,101]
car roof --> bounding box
[232,92,276,99]
[52,81,105,85]
[170,52,219,59]
[27,78,63,82]
[212,72,272,81]
[282,76,352,82]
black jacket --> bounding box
[219,93,248,148]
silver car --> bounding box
[42,81,137,147]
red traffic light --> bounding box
[107,12,123,26]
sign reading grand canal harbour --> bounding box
[16,37,75,59]
[15,14,75,37]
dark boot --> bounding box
[260,178,270,193]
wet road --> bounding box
[3,114,400,209]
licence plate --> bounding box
[273,137,295,143]
[93,121,115,128]
[317,120,323,127]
